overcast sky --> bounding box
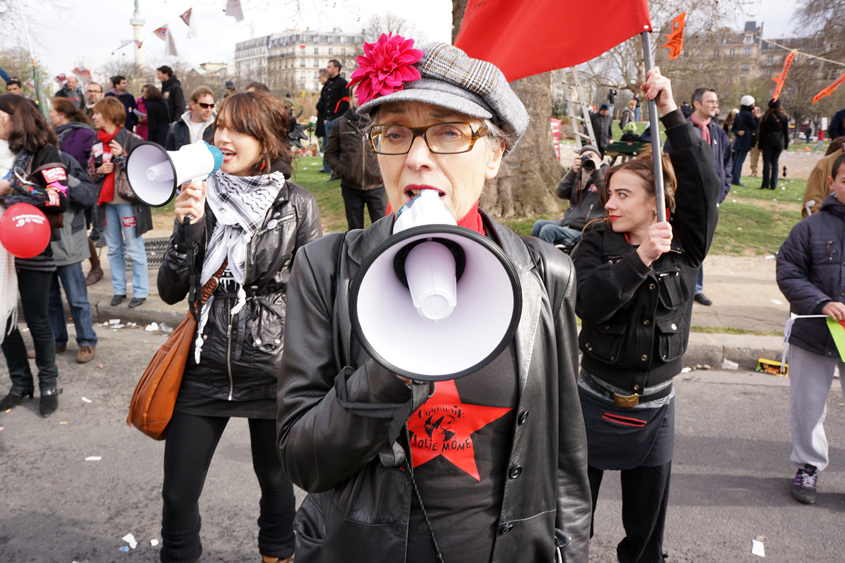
[18,0,800,80]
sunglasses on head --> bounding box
[196,102,214,109]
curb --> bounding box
[684,333,784,369]
[92,302,188,327]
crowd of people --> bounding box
[0,36,844,563]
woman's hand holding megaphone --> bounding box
[175,180,207,224]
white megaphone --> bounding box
[349,189,522,381]
[125,141,224,207]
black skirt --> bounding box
[578,385,675,471]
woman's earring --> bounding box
[652,210,657,216]
[259,160,266,172]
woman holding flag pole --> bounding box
[573,67,720,562]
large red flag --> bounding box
[454,0,652,82]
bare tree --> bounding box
[364,12,427,44]
[796,0,845,60]
[452,1,560,217]
[581,0,753,102]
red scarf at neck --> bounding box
[457,201,485,235]
[96,127,120,205]
[689,113,711,144]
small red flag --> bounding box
[180,8,192,27]
[454,0,652,82]
[661,13,686,60]
[813,73,845,104]
[772,51,795,102]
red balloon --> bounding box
[0,203,52,259]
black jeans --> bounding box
[762,146,784,190]
[589,461,672,563]
[341,185,388,230]
[160,411,296,563]
[1,268,58,393]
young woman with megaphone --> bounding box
[0,93,70,417]
[276,37,591,563]
[155,90,321,563]
[572,68,720,561]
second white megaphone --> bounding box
[125,141,224,207]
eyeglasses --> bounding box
[86,90,101,94]
[196,102,214,109]
[368,122,489,155]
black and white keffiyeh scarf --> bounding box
[194,169,285,363]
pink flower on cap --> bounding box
[348,33,424,106]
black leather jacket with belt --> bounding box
[573,110,720,393]
[276,213,591,563]
[158,179,322,401]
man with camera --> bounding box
[532,145,607,250]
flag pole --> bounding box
[641,31,666,223]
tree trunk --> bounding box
[452,0,562,218]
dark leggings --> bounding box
[761,146,783,190]
[588,462,672,563]
[160,411,296,563]
[1,268,58,393]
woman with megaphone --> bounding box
[0,93,69,417]
[155,90,321,563]
[276,37,591,563]
[572,68,720,561]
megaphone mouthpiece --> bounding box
[147,161,175,182]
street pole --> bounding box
[14,0,45,117]
[641,30,666,223]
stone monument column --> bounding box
[131,0,145,69]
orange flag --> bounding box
[772,51,795,102]
[661,13,686,60]
[813,72,845,104]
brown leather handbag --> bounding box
[126,260,227,440]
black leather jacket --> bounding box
[277,213,591,563]
[158,178,322,401]
[573,110,720,392]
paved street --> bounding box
[0,327,843,562]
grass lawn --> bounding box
[712,176,804,255]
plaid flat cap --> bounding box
[357,43,529,154]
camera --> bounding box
[581,155,596,173]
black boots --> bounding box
[0,388,34,411]
[39,388,61,417]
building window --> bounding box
[765,68,772,77]
[741,64,749,74]
[300,71,305,79]
[744,35,753,44]
[341,48,346,56]
[713,49,719,58]
[314,71,319,79]
[314,47,319,55]
[329,48,333,55]
[767,55,773,64]
[300,47,305,55]
[301,82,306,90]
[327,36,333,43]
[314,58,319,67]
[743,47,751,56]
[300,59,305,67]
[729,48,735,58]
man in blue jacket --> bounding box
[730,95,760,186]
[665,87,732,306]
